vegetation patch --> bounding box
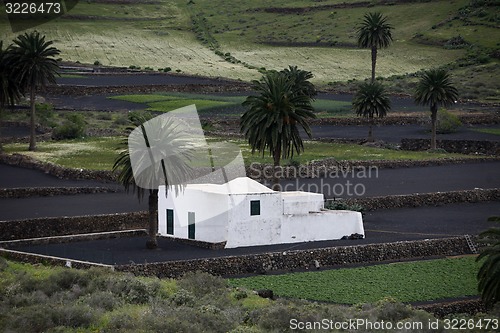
[473,127,500,136]
[1,257,498,332]
[3,136,479,171]
[229,257,480,304]
[3,137,121,170]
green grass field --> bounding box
[229,256,480,304]
[109,92,354,116]
[3,136,477,171]
[472,127,500,136]
[2,0,496,86]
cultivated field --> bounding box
[1,0,497,89]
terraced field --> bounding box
[1,0,497,89]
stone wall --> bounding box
[416,298,486,318]
[0,153,115,182]
[312,114,500,126]
[401,138,500,155]
[0,248,112,270]
[45,83,250,96]
[116,237,471,278]
[0,186,119,198]
[336,188,500,211]
[0,212,148,241]
[0,230,146,247]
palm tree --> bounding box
[241,70,316,191]
[357,12,393,83]
[477,217,500,308]
[352,81,391,141]
[414,68,458,149]
[281,65,317,100]
[9,31,60,151]
[0,41,22,152]
[113,112,193,249]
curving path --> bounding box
[1,161,499,220]
[11,201,500,265]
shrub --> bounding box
[94,60,101,66]
[94,274,161,304]
[178,271,228,298]
[36,102,56,127]
[171,288,196,306]
[52,113,86,140]
[325,200,364,213]
[105,312,138,332]
[373,297,414,321]
[113,114,129,126]
[81,290,122,311]
[51,304,97,328]
[436,108,462,134]
[163,67,172,72]
[7,305,55,332]
[0,256,7,271]
[96,112,112,121]
[233,289,248,300]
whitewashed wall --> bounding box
[280,210,364,244]
[158,185,229,243]
[158,183,365,249]
[225,193,282,248]
[282,191,323,214]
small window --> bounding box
[188,212,195,239]
[166,209,174,235]
[250,200,260,216]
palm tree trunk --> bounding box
[0,107,3,153]
[368,117,374,141]
[146,189,159,249]
[430,104,437,150]
[28,85,36,151]
[272,145,281,191]
[371,46,377,83]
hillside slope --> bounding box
[0,0,498,100]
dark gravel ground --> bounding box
[1,161,499,219]
[56,73,235,86]
[0,164,117,189]
[11,201,499,265]
[265,160,500,199]
[309,124,500,143]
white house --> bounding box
[158,177,364,248]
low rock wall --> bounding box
[116,237,471,278]
[0,153,115,182]
[401,138,500,155]
[45,83,250,96]
[0,186,119,198]
[0,212,148,241]
[416,298,486,318]
[337,188,500,211]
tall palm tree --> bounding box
[113,112,193,249]
[477,217,500,309]
[352,81,391,141]
[357,12,393,83]
[0,41,22,152]
[414,68,458,149]
[9,31,60,151]
[241,70,316,191]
